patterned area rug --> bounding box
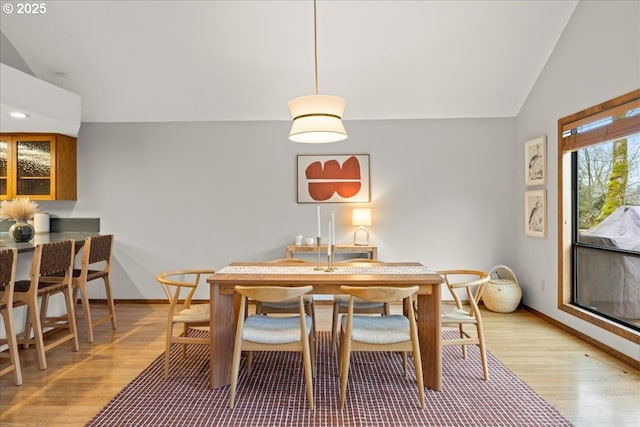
[87,331,573,426]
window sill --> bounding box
[559,303,639,344]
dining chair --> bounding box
[0,248,22,385]
[155,269,215,379]
[338,285,424,409]
[254,258,316,334]
[70,234,117,343]
[331,259,389,353]
[438,269,491,380]
[13,240,79,370]
[229,285,315,409]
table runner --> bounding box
[217,265,437,275]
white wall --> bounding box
[37,117,515,303]
[514,0,640,361]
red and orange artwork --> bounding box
[297,155,370,203]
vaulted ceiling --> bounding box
[0,0,578,123]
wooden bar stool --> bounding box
[13,240,79,370]
[0,248,22,385]
[71,234,117,343]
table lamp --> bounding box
[352,208,371,246]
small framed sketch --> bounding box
[525,189,546,238]
[297,154,370,203]
[525,136,546,186]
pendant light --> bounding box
[288,0,347,143]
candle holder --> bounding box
[314,236,323,271]
[325,244,336,272]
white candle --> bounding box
[327,220,332,255]
[316,205,321,237]
[331,212,335,245]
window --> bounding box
[558,89,640,342]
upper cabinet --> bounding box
[0,133,77,200]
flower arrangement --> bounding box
[0,197,40,222]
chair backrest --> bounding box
[0,248,18,305]
[338,258,382,264]
[269,258,311,264]
[438,270,490,311]
[340,285,418,304]
[156,269,215,309]
[85,234,113,265]
[35,240,75,282]
[235,285,313,303]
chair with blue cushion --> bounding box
[254,258,316,334]
[331,259,389,352]
[338,285,424,409]
[229,285,315,409]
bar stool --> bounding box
[71,234,117,343]
[0,248,22,385]
[13,240,79,370]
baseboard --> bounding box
[523,305,639,370]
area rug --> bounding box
[86,331,573,426]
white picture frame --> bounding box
[525,136,546,186]
[525,189,546,238]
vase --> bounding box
[9,220,35,242]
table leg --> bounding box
[209,282,235,389]
[417,285,442,391]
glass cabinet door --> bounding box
[0,139,7,199]
[15,136,53,197]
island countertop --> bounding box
[0,232,100,253]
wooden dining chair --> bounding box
[438,269,491,380]
[338,285,424,409]
[13,240,79,370]
[331,259,389,353]
[0,248,22,385]
[229,285,315,409]
[70,234,117,343]
[254,258,316,334]
[155,269,215,379]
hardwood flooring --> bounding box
[0,302,638,427]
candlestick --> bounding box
[316,205,321,237]
[314,236,323,270]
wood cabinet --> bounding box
[0,133,77,200]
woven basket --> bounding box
[483,279,522,313]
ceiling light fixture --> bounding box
[288,0,347,143]
[9,111,28,119]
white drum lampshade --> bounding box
[288,95,347,143]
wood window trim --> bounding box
[557,89,640,345]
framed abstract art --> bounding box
[297,154,370,203]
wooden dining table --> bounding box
[206,261,445,391]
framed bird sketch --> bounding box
[524,136,546,186]
[525,189,546,238]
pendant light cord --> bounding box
[314,0,318,95]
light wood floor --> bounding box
[0,302,638,427]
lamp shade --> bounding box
[288,94,347,143]
[352,208,372,226]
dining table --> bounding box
[206,261,445,391]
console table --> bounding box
[285,244,377,260]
